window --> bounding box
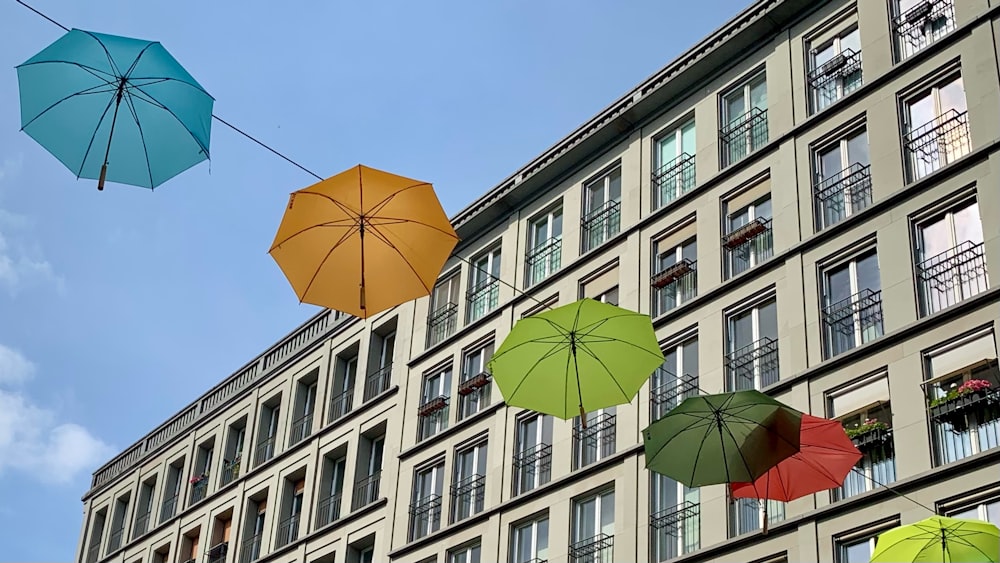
[923,330,1000,465]
[468,246,501,322]
[240,498,266,563]
[581,265,619,307]
[821,249,884,358]
[808,27,862,113]
[316,454,346,528]
[836,534,877,563]
[652,231,697,317]
[723,189,773,279]
[653,120,696,209]
[573,407,616,470]
[725,297,778,390]
[207,516,231,563]
[276,479,304,548]
[329,352,357,422]
[729,497,785,537]
[582,167,622,252]
[428,275,460,346]
[409,462,445,541]
[513,414,553,496]
[417,367,451,441]
[107,494,130,552]
[948,496,1000,525]
[451,442,487,523]
[161,460,183,523]
[720,72,768,167]
[813,128,871,230]
[133,478,156,539]
[526,206,563,286]
[511,516,548,563]
[828,376,896,500]
[365,327,395,401]
[915,198,988,316]
[903,74,970,182]
[650,334,699,421]
[893,0,956,61]
[353,433,384,510]
[650,474,699,562]
[191,441,214,504]
[85,507,107,563]
[254,398,281,466]
[449,543,481,563]
[458,342,493,420]
[221,421,245,487]
[290,377,317,446]
[570,489,615,563]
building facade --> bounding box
[76,0,1000,562]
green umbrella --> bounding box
[643,390,802,487]
[488,298,664,423]
[871,516,999,563]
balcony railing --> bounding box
[720,107,768,168]
[240,533,262,563]
[650,371,699,421]
[650,502,700,562]
[190,476,210,504]
[893,0,956,60]
[107,526,125,552]
[289,411,313,446]
[807,48,862,113]
[220,457,241,487]
[725,337,779,391]
[468,279,500,322]
[822,288,884,359]
[352,471,381,510]
[512,443,552,496]
[328,387,354,422]
[573,413,616,470]
[652,153,696,210]
[207,541,229,563]
[904,109,970,182]
[458,372,491,396]
[917,241,989,316]
[253,436,276,466]
[814,163,872,230]
[723,218,773,278]
[835,427,896,501]
[427,302,458,347]
[450,473,486,523]
[408,494,443,541]
[364,365,392,401]
[651,259,697,317]
[569,533,614,563]
[160,494,178,523]
[133,510,150,539]
[526,237,562,286]
[315,493,343,529]
[582,201,621,253]
[275,513,300,548]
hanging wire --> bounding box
[14,0,67,30]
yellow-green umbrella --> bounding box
[871,516,999,563]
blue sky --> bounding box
[0,1,747,559]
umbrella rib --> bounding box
[358,224,436,295]
[120,90,155,188]
[504,341,572,402]
[577,334,667,361]
[489,337,568,364]
[718,418,766,484]
[290,191,361,216]
[127,83,211,156]
[74,94,119,179]
[78,30,125,78]
[121,41,158,80]
[269,221,359,252]
[364,216,459,239]
[299,227,362,301]
[17,60,118,83]
[19,82,120,131]
[366,181,434,214]
[575,344,631,401]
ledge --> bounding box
[398,401,506,461]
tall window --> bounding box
[513,414,553,496]
[813,128,871,230]
[107,494,130,552]
[449,543,482,563]
[903,74,969,182]
[316,454,346,528]
[653,120,696,209]
[241,498,266,563]
[161,461,183,523]
[133,478,156,539]
[948,496,1000,525]
[276,480,303,548]
[723,192,773,279]
[652,234,697,317]
[915,198,988,316]
[85,508,106,563]
[836,533,879,563]
[451,442,487,523]
[417,368,451,441]
[729,497,785,537]
[353,433,384,510]
[458,342,492,420]
[468,246,501,323]
[526,206,563,286]
[650,474,699,561]
[191,442,214,504]
[582,167,622,252]
[828,376,896,500]
[511,516,548,563]
[409,462,445,541]
[725,297,779,390]
[720,73,768,167]
[808,27,862,113]
[255,400,281,466]
[821,249,883,358]
[329,354,356,422]
[570,490,615,563]
[893,0,956,61]
[290,379,317,446]
[365,329,395,401]
[573,407,616,470]
[428,275,460,346]
[221,422,245,487]
[651,335,699,421]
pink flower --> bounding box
[957,379,992,394]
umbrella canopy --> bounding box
[488,298,664,421]
[17,29,213,190]
[269,164,459,319]
[730,414,862,502]
[871,516,999,563]
[643,390,802,487]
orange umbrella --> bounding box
[269,165,458,318]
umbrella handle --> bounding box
[579,405,587,428]
[98,164,107,191]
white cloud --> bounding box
[0,343,114,485]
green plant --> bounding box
[845,418,889,438]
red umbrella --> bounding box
[730,414,862,502]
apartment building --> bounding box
[75,0,1000,562]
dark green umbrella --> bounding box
[643,390,802,487]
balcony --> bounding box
[328,387,354,422]
[352,471,381,510]
[253,436,276,466]
[315,493,343,529]
[364,365,392,401]
[160,494,178,523]
[723,218,773,279]
[652,153,696,210]
[275,513,300,548]
[650,371,699,421]
[450,474,486,523]
[418,395,448,417]
[573,413,616,470]
[220,457,241,487]
[650,502,700,562]
[207,542,229,563]
[107,526,125,552]
[408,494,443,541]
[525,238,562,287]
[427,302,458,347]
[289,411,313,446]
[512,443,552,496]
[190,475,210,504]
[807,48,862,113]
[720,107,768,168]
[569,533,614,563]
[893,0,955,60]
[240,533,262,563]
[904,109,970,182]
[651,259,697,317]
[835,425,896,501]
[925,360,1000,465]
[814,163,872,231]
[133,509,150,538]
[582,201,621,253]
[917,241,988,316]
[458,372,491,396]
[725,337,779,391]
[468,279,500,322]
[822,288,884,359]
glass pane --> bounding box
[841,28,861,53]
[551,211,563,238]
[986,500,1000,525]
[587,182,606,212]
[682,339,698,378]
[842,538,872,563]
[600,491,615,535]
[664,347,678,375]
[608,169,622,202]
[954,201,984,245]
[726,92,745,123]
[758,300,778,341]
[907,93,935,130]
[681,240,697,262]
[750,76,767,110]
[515,524,531,562]
[819,144,844,179]
[754,197,773,220]
[681,121,696,154]
[575,497,597,540]
[518,418,538,450]
[814,42,835,67]
[939,77,967,114]
[729,310,754,351]
[919,217,952,260]
[531,218,549,247]
[856,252,881,292]
[847,130,869,166]
[728,207,750,231]
[951,507,979,520]
[658,134,678,167]
[537,519,549,558]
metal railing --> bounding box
[315,493,343,529]
[253,436,276,466]
[807,48,862,113]
[729,498,785,536]
[427,302,459,347]
[328,387,354,422]
[289,411,313,446]
[132,510,150,539]
[650,502,700,562]
[573,413,616,470]
[822,288,884,358]
[814,163,872,230]
[159,494,178,523]
[723,218,773,278]
[364,365,392,401]
[458,372,491,420]
[450,474,486,523]
[917,241,989,316]
[220,457,242,487]
[651,259,697,317]
[275,513,300,548]
[650,371,699,421]
[893,0,956,60]
[652,153,696,210]
[904,109,970,182]
[239,533,262,563]
[725,337,779,391]
[190,477,209,504]
[352,471,381,510]
[525,238,562,287]
[569,533,614,563]
[206,541,229,563]
[834,432,896,500]
[582,201,621,253]
[720,107,768,167]
[512,443,552,496]
[408,494,443,541]
[467,279,500,322]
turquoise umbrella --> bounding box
[17,29,214,190]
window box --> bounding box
[457,372,491,396]
[418,396,448,417]
[651,259,694,289]
[722,217,769,249]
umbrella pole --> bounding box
[98,78,127,191]
[571,335,587,429]
[359,219,367,313]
